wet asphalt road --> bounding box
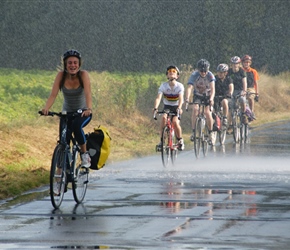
[0,120,289,250]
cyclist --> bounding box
[214,63,233,126]
[42,49,92,168]
[153,65,185,151]
[242,54,260,119]
[227,56,247,130]
[185,59,216,145]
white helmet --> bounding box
[216,63,229,72]
[230,56,241,64]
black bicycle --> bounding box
[39,110,89,208]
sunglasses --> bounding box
[199,70,207,73]
[167,69,177,73]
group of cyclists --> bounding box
[153,55,260,151]
[41,49,260,168]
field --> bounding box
[0,67,290,200]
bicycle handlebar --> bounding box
[38,109,84,117]
[153,109,180,120]
[185,101,213,112]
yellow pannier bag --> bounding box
[86,125,111,170]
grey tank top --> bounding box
[62,86,87,112]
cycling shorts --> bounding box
[163,105,178,115]
[193,95,210,106]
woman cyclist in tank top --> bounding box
[42,49,92,168]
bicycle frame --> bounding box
[58,113,80,181]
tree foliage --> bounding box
[1,0,289,74]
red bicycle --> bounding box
[154,109,180,167]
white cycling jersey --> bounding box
[158,81,184,106]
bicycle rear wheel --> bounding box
[194,118,202,158]
[161,126,170,167]
[50,144,66,209]
[72,150,89,203]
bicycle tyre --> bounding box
[161,126,170,167]
[240,122,245,143]
[219,124,227,145]
[50,144,66,209]
[170,130,178,165]
[194,118,202,158]
[72,150,89,203]
[244,124,249,143]
[232,111,240,143]
[202,124,209,157]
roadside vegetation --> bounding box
[0,67,290,200]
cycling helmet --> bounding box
[216,63,229,72]
[197,59,210,71]
[230,56,241,64]
[63,49,82,66]
[242,54,252,62]
[166,65,180,75]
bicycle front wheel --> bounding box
[72,150,89,203]
[202,124,209,157]
[232,112,240,143]
[194,118,202,158]
[240,122,245,143]
[170,130,178,165]
[161,126,170,167]
[50,144,66,209]
[245,124,249,143]
[219,123,227,145]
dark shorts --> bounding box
[193,95,210,106]
[163,105,178,115]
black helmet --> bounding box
[166,65,180,75]
[63,49,82,65]
[197,59,210,72]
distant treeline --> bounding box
[1,0,289,74]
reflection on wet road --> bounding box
[0,121,290,249]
